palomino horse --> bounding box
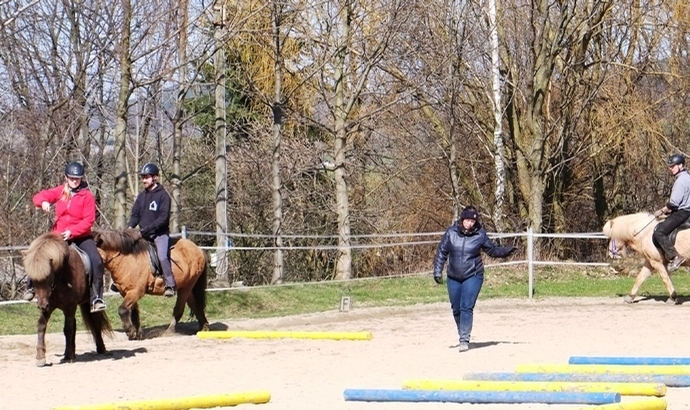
[603,212,690,305]
[22,232,112,366]
[92,228,209,340]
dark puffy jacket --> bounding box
[433,221,513,281]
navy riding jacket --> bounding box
[128,184,171,238]
[433,221,513,281]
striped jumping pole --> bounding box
[342,389,620,404]
[569,356,690,366]
[52,391,271,410]
[516,363,690,375]
[402,379,665,396]
[462,372,690,388]
[575,397,667,410]
[197,330,373,340]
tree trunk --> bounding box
[113,0,132,229]
[333,0,353,280]
[269,0,285,285]
[170,0,188,234]
[214,3,229,283]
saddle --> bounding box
[144,238,178,277]
[71,244,93,279]
[652,218,690,258]
[145,241,163,277]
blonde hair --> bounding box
[61,182,70,201]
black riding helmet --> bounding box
[64,162,85,178]
[139,162,159,176]
[668,154,685,167]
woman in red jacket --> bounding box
[24,162,106,312]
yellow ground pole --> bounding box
[575,397,667,410]
[516,364,690,375]
[197,330,373,340]
[401,380,666,397]
[52,390,271,410]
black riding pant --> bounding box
[653,210,690,260]
[72,236,105,303]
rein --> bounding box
[103,251,122,265]
[633,216,657,237]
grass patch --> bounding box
[4,265,690,336]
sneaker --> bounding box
[458,342,470,352]
[22,289,35,301]
[668,256,686,272]
[90,300,107,313]
[164,287,175,297]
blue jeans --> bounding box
[446,274,484,344]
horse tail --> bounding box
[80,304,113,338]
[192,260,208,314]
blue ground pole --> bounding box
[569,356,690,366]
[342,389,620,404]
[463,372,690,388]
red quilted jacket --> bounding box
[32,182,96,239]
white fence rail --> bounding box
[0,227,610,304]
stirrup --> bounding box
[22,289,35,302]
[668,256,686,272]
[90,299,107,313]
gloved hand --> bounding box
[140,226,152,237]
[654,209,663,218]
[433,275,443,285]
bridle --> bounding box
[608,238,625,259]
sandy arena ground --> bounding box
[2,296,690,409]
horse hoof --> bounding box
[623,295,635,304]
[36,358,46,367]
[667,298,680,306]
[200,323,209,332]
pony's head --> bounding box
[93,228,149,255]
[22,233,69,310]
[23,233,68,282]
[603,212,658,258]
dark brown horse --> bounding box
[92,228,208,340]
[22,232,112,367]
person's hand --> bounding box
[41,201,50,212]
[433,275,443,285]
[140,226,152,237]
[61,230,71,241]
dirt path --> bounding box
[2,297,690,409]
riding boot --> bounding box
[23,279,35,301]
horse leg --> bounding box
[118,292,143,340]
[130,302,142,340]
[626,263,653,303]
[61,305,78,363]
[80,303,108,354]
[185,293,209,332]
[36,309,53,367]
[165,290,189,334]
[649,260,679,305]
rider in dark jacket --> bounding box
[433,206,516,352]
[128,163,176,297]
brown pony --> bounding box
[92,228,208,340]
[22,232,112,367]
[603,212,689,305]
